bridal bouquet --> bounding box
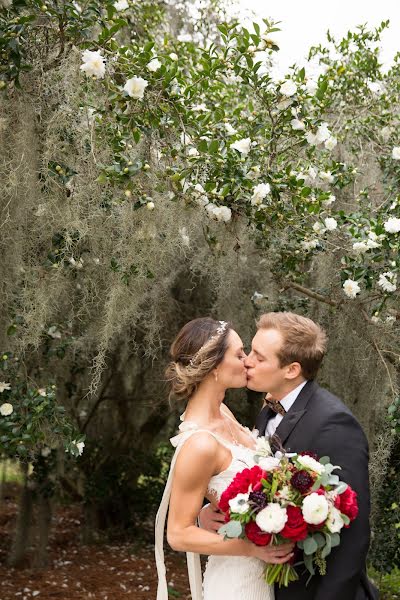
[217,438,358,587]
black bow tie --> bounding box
[264,395,286,417]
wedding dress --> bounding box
[155,413,274,600]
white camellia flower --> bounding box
[192,103,209,112]
[0,403,13,416]
[306,122,331,146]
[38,388,47,397]
[301,239,319,251]
[366,237,380,249]
[146,201,155,211]
[80,50,106,79]
[297,454,324,474]
[229,493,250,514]
[291,118,305,131]
[231,138,252,155]
[147,58,161,72]
[276,98,292,111]
[325,136,338,151]
[41,447,52,458]
[392,147,400,160]
[188,147,199,157]
[305,79,318,95]
[352,241,369,254]
[378,272,397,293]
[319,171,334,183]
[169,53,178,61]
[0,382,11,393]
[302,493,329,525]
[48,325,62,339]
[343,279,361,299]
[123,76,148,99]
[251,183,270,206]
[256,503,288,533]
[114,0,129,10]
[177,33,192,43]
[313,222,326,235]
[324,217,338,231]
[224,122,238,136]
[280,80,297,97]
[72,440,85,456]
[326,506,345,533]
[384,217,400,233]
[323,194,336,206]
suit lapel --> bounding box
[274,380,317,447]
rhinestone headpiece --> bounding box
[189,321,228,366]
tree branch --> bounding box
[282,281,341,308]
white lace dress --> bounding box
[155,416,274,600]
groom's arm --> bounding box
[311,409,371,600]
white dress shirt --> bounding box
[265,380,308,437]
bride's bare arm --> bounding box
[167,432,294,563]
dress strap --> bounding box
[155,427,223,600]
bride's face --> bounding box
[216,330,247,389]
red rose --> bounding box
[334,486,358,525]
[280,506,308,542]
[245,521,272,546]
[218,466,266,513]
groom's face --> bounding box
[245,328,288,394]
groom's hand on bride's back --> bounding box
[198,503,225,532]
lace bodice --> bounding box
[170,414,258,502]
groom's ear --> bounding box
[285,362,302,380]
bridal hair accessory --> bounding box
[189,320,228,366]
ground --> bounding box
[0,485,191,600]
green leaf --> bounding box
[209,140,219,154]
[330,533,341,548]
[303,536,318,555]
[319,456,331,465]
[335,482,348,494]
[218,520,243,538]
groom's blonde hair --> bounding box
[257,312,327,379]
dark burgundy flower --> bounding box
[299,451,319,461]
[291,469,314,493]
[249,490,268,510]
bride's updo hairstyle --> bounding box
[166,317,231,402]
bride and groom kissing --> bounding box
[155,312,379,600]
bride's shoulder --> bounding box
[178,429,220,458]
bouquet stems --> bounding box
[264,563,299,588]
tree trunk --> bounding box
[81,502,100,544]
[33,492,52,568]
[0,460,7,504]
[8,462,33,567]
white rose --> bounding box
[0,403,13,416]
[302,493,329,525]
[280,80,297,97]
[251,183,270,206]
[256,503,288,533]
[291,119,305,131]
[297,454,324,474]
[255,436,272,457]
[326,507,344,533]
[123,77,148,99]
[343,279,361,299]
[324,217,338,231]
[229,493,250,514]
[258,456,281,471]
[384,217,400,233]
[392,147,400,160]
[80,50,106,79]
[147,58,161,72]
[0,382,11,393]
[224,123,238,136]
[231,138,252,155]
[114,0,129,10]
[378,272,397,293]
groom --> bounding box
[200,311,379,600]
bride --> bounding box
[155,317,294,600]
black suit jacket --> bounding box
[255,380,379,600]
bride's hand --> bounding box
[250,541,295,564]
